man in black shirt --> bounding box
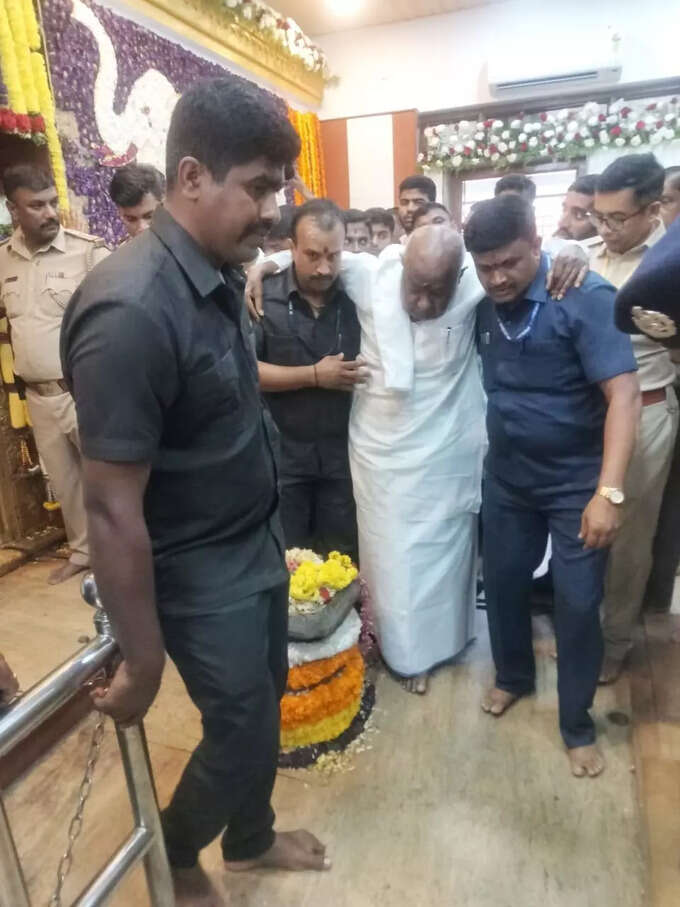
[254,200,365,560]
[61,79,327,905]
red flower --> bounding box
[620,106,632,117]
[320,587,331,602]
[15,114,30,133]
[574,133,582,141]
[520,142,528,151]
[598,113,607,122]
[484,119,493,128]
[539,112,548,121]
[31,115,45,133]
[646,103,657,111]
[463,147,472,157]
[541,134,550,143]
[489,144,498,154]
[636,120,645,130]
[656,120,664,129]
[610,125,622,136]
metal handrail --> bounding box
[0,574,175,907]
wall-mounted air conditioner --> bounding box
[488,62,622,99]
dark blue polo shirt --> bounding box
[477,253,637,493]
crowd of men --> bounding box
[0,77,679,905]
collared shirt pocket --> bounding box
[43,274,79,311]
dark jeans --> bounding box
[159,582,289,867]
[482,473,607,749]
[280,473,358,561]
[644,417,680,612]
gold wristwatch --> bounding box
[598,486,625,505]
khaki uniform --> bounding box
[589,223,679,660]
[0,226,109,565]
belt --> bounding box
[26,379,69,397]
[641,387,667,407]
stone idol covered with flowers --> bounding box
[279,549,375,768]
[421,97,680,174]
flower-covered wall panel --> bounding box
[42,0,287,246]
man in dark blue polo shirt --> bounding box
[61,80,327,904]
[466,195,640,779]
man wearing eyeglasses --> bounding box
[589,153,678,684]
[253,199,364,559]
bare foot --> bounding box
[481,687,520,717]
[598,655,625,685]
[403,672,429,695]
[172,865,223,907]
[225,830,330,873]
[48,562,87,585]
[568,744,605,778]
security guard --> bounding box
[0,164,108,584]
[253,199,364,560]
[465,195,640,778]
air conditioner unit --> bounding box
[488,62,622,99]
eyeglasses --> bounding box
[588,206,647,232]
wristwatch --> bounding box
[598,486,625,505]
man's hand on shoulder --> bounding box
[245,260,280,321]
[546,244,589,300]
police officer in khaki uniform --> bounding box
[0,164,108,584]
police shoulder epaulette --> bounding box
[64,227,104,243]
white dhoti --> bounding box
[347,250,486,676]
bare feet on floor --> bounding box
[481,687,520,717]
[403,672,429,695]
[47,562,87,585]
[172,865,223,907]
[598,655,626,685]
[568,744,605,778]
[225,830,330,873]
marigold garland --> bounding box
[280,690,362,750]
[286,645,355,692]
[0,0,26,113]
[22,0,40,50]
[280,646,365,730]
[31,50,69,211]
[5,0,38,112]
[288,108,327,202]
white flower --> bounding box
[242,4,253,18]
[491,153,500,162]
[599,131,610,145]
[540,147,549,156]
[607,114,618,125]
[452,155,463,168]
[650,131,664,145]
[466,140,477,150]
[630,134,642,147]
[475,131,485,141]
[454,143,464,153]
[588,116,599,127]
[543,129,555,139]
[501,130,510,140]
[518,132,527,142]
[498,141,508,153]
[493,120,503,129]
[510,119,522,129]
[483,149,491,157]
[528,136,538,148]
[663,127,676,140]
[584,138,595,148]
[428,135,439,148]
[507,153,518,163]
[435,124,446,135]
[557,142,566,149]
[509,140,517,150]
[610,98,625,113]
[490,135,500,145]
[422,164,431,172]
[567,120,578,133]
[226,0,239,6]
[614,137,626,147]
[476,122,485,131]
[665,113,675,123]
[417,152,425,162]
[424,127,433,138]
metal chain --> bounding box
[48,713,106,907]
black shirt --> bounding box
[61,207,287,614]
[254,265,361,478]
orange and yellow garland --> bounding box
[288,108,326,201]
[280,645,365,749]
[0,0,69,211]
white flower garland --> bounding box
[421,97,680,173]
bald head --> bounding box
[402,225,464,321]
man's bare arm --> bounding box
[579,372,641,549]
[83,457,165,725]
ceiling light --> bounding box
[326,0,362,16]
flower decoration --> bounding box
[219,0,332,82]
[289,550,358,606]
[421,97,680,174]
[288,108,326,199]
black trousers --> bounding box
[644,415,680,612]
[159,582,289,867]
[280,473,358,560]
[482,472,607,749]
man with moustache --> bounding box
[0,164,109,584]
[61,79,327,906]
[254,199,364,559]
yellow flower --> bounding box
[0,1,26,112]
